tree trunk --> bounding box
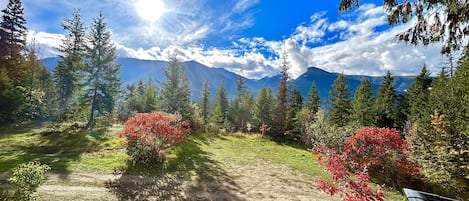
[87,89,98,127]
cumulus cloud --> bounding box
[31,3,449,79]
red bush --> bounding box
[314,145,385,201]
[314,127,421,201]
[119,112,191,164]
[342,127,421,181]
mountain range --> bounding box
[40,57,415,104]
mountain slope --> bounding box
[40,57,415,103]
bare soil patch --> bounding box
[37,160,336,201]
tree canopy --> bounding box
[339,0,469,54]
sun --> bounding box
[135,0,165,22]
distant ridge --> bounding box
[40,57,415,102]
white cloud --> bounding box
[31,3,449,79]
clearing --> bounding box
[0,123,404,200]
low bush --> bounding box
[8,161,50,201]
[119,112,191,166]
[314,127,421,200]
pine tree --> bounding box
[160,54,191,119]
[305,81,320,114]
[85,12,121,127]
[141,78,158,112]
[255,87,269,127]
[54,9,86,120]
[209,81,229,130]
[230,73,254,131]
[0,0,26,55]
[406,66,432,123]
[0,0,27,86]
[374,71,397,128]
[328,73,352,127]
[274,50,289,134]
[351,79,374,126]
[200,79,210,123]
[286,88,303,137]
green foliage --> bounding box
[160,54,191,120]
[8,161,50,201]
[229,75,255,132]
[405,47,469,198]
[374,71,397,128]
[85,12,121,127]
[0,0,27,55]
[328,73,352,127]
[200,79,210,123]
[305,81,320,114]
[302,109,358,150]
[351,79,374,126]
[274,51,289,134]
[121,79,159,119]
[208,81,230,131]
[407,66,432,123]
[0,85,25,122]
[53,9,86,121]
[286,88,303,138]
[338,0,469,54]
[253,87,274,129]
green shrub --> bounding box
[8,161,50,201]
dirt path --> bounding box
[36,161,337,201]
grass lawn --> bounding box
[0,123,405,200]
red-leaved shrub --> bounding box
[314,145,385,201]
[342,127,421,185]
[119,112,191,165]
[314,127,421,201]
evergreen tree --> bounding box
[230,73,254,131]
[0,0,27,86]
[395,93,409,130]
[54,9,86,120]
[200,79,210,123]
[0,0,26,55]
[305,81,320,114]
[351,79,374,126]
[141,78,158,112]
[209,81,229,130]
[328,73,352,127]
[254,87,270,127]
[160,54,191,120]
[274,51,289,134]
[339,0,469,54]
[407,66,432,123]
[286,88,303,138]
[85,12,121,127]
[374,71,397,128]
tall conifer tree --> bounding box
[351,79,374,126]
[407,66,432,123]
[328,73,351,127]
[374,71,397,128]
[275,50,289,134]
[54,9,86,120]
[160,54,191,119]
[305,81,320,114]
[85,12,121,127]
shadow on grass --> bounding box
[107,134,246,201]
[0,125,111,180]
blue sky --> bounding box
[1,0,448,79]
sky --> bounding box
[0,0,453,79]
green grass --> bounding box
[0,123,405,200]
[0,122,127,173]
